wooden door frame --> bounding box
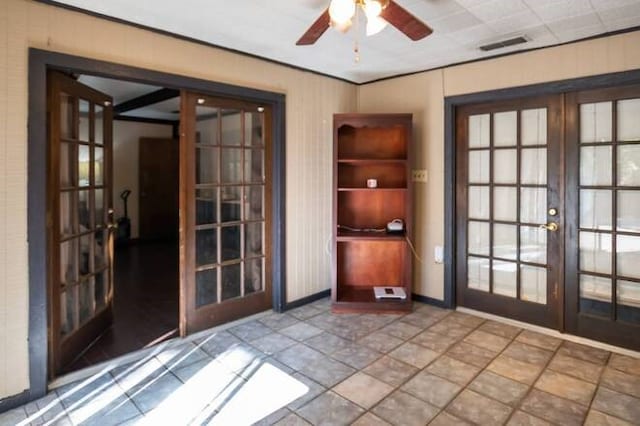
[27,48,287,401]
[444,69,640,320]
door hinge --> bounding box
[553,282,558,299]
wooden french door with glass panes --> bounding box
[565,85,640,350]
[456,95,563,329]
[48,71,114,375]
[180,92,272,335]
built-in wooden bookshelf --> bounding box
[332,113,413,313]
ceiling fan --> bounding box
[297,0,433,46]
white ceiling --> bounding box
[58,0,640,83]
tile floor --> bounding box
[2,298,640,425]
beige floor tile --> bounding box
[357,332,404,353]
[515,330,562,351]
[558,341,610,365]
[487,355,544,385]
[274,413,312,426]
[333,372,393,409]
[463,330,511,353]
[506,410,552,425]
[534,370,597,405]
[388,342,439,369]
[296,391,364,425]
[429,411,472,425]
[547,353,604,384]
[448,312,485,328]
[608,354,640,377]
[446,341,498,368]
[446,389,512,426]
[351,412,391,426]
[600,367,640,399]
[372,390,439,426]
[584,409,633,426]
[426,355,481,386]
[468,370,529,406]
[592,386,640,423]
[428,318,475,339]
[379,321,423,340]
[411,330,459,353]
[502,341,553,366]
[520,389,588,426]
[400,371,461,408]
[362,356,419,387]
[478,320,522,339]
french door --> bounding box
[48,71,114,375]
[565,85,640,349]
[180,92,272,335]
[456,95,564,329]
[456,87,640,350]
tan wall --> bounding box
[0,0,356,398]
[358,30,640,300]
[1,0,639,402]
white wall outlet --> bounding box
[434,245,444,264]
[412,169,428,183]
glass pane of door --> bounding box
[465,108,551,302]
[50,72,114,375]
[186,95,269,334]
[577,97,640,327]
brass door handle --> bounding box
[540,222,558,232]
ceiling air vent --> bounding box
[479,36,529,52]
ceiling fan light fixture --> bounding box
[329,0,356,25]
[366,15,387,36]
[363,0,383,18]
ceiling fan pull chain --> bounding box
[353,3,361,63]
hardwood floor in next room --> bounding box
[64,242,179,373]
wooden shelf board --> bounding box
[337,230,405,241]
[337,158,407,164]
[333,286,411,313]
[337,187,407,192]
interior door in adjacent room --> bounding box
[48,71,115,376]
[180,92,272,334]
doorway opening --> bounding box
[28,49,286,392]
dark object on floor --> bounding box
[117,189,131,244]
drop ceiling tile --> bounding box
[447,24,499,46]
[401,0,466,20]
[468,0,529,23]
[597,2,640,22]
[603,15,640,32]
[553,23,608,43]
[454,0,494,9]
[547,13,603,34]
[429,10,484,33]
[486,9,544,34]
[590,0,640,12]
[523,0,595,22]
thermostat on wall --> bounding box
[374,287,407,300]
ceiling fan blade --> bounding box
[296,9,331,45]
[381,0,433,41]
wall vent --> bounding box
[479,36,529,52]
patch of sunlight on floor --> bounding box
[139,346,308,425]
[210,362,309,425]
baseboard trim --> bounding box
[284,290,331,311]
[0,389,32,415]
[457,307,640,359]
[412,293,448,309]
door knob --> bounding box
[540,222,558,232]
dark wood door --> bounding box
[139,137,179,241]
[48,71,114,376]
[180,91,272,335]
[565,85,640,350]
[455,95,564,329]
